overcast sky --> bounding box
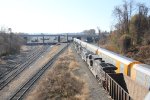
[0,0,149,33]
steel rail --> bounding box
[9,44,69,100]
[0,46,43,79]
[0,45,49,90]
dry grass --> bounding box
[26,47,88,100]
[102,41,150,64]
[69,61,79,71]
[134,45,150,64]
[102,44,120,53]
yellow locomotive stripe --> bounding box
[96,49,99,55]
[128,62,141,76]
[124,64,128,75]
[95,47,142,77]
[116,61,120,73]
[131,68,136,80]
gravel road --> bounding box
[71,44,111,100]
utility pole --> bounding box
[97,27,101,47]
[8,28,12,53]
[67,33,68,43]
[42,35,44,44]
[41,33,44,45]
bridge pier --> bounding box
[58,36,60,42]
[42,35,44,44]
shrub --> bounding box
[0,32,25,56]
[103,44,120,53]
[136,46,150,59]
[119,34,131,53]
[142,30,150,45]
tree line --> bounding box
[0,27,25,56]
[104,0,150,53]
[98,0,150,64]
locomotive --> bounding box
[74,38,150,90]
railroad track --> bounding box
[9,44,69,100]
[0,46,43,79]
[0,45,50,90]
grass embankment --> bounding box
[126,45,150,64]
[26,46,88,100]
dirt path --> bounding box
[24,44,110,100]
[0,44,66,100]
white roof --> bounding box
[74,38,138,65]
[98,47,137,65]
[133,64,150,76]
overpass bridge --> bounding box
[19,34,98,38]
[19,34,99,45]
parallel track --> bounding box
[0,45,49,90]
[0,46,43,79]
[9,44,68,100]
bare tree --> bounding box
[0,27,25,56]
[113,0,134,34]
[113,6,123,34]
[97,27,101,46]
[137,3,149,44]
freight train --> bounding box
[74,38,150,91]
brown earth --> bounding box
[126,45,150,64]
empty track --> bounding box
[0,46,44,79]
[0,45,49,90]
[9,44,69,100]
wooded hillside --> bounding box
[99,1,150,64]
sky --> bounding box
[0,0,149,33]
